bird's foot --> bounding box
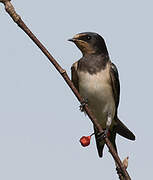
[80,98,88,112]
[97,128,110,141]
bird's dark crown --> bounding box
[69,32,109,56]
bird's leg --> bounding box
[80,98,88,112]
[97,113,112,141]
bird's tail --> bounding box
[115,118,135,140]
[94,118,135,158]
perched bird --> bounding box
[69,32,135,158]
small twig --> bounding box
[123,156,129,170]
[116,157,129,180]
[0,1,131,179]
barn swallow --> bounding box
[69,32,135,158]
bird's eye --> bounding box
[86,35,91,40]
[78,35,91,41]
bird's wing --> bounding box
[109,61,135,140]
[109,62,120,111]
[71,61,79,92]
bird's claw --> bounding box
[97,128,109,141]
[80,98,88,112]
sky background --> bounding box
[0,0,152,179]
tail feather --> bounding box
[94,127,105,158]
[116,118,135,140]
[94,118,135,158]
[95,140,105,158]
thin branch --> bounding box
[117,157,129,180]
[0,1,131,179]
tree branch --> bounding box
[0,1,131,179]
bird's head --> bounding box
[68,32,108,56]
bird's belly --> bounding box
[78,71,115,128]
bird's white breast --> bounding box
[78,65,115,128]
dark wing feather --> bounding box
[71,62,79,92]
[109,61,135,140]
[109,62,120,112]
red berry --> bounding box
[80,136,91,147]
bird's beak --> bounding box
[68,38,77,42]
